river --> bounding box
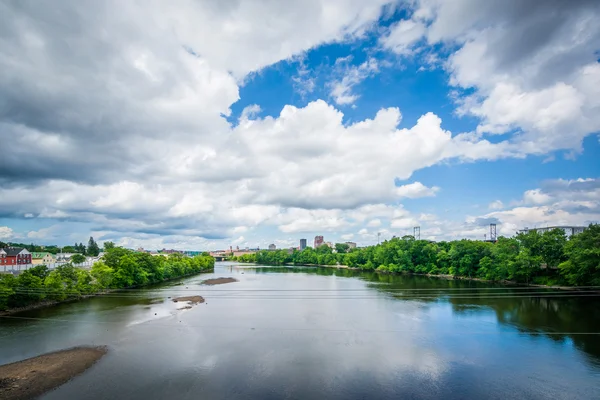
[1,262,599,399]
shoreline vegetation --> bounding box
[0,346,108,400]
[230,223,600,287]
[232,261,587,289]
[0,248,215,314]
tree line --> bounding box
[0,237,107,257]
[233,224,600,286]
[0,247,214,311]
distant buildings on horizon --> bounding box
[518,225,587,239]
[300,238,307,250]
[314,235,324,248]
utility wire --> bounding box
[1,315,599,335]
[6,289,600,300]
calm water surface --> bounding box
[1,262,599,399]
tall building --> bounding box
[314,235,324,248]
[268,243,276,250]
[345,241,357,249]
[300,239,307,250]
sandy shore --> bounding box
[0,346,108,400]
[202,277,238,285]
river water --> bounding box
[1,262,599,399]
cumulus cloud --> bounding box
[479,177,600,235]
[414,0,600,155]
[1,0,598,249]
[395,182,440,198]
[0,226,14,240]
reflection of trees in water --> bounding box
[449,295,600,365]
[253,265,600,365]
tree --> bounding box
[335,243,350,254]
[539,228,567,268]
[28,265,50,280]
[559,224,600,286]
[87,237,100,257]
[103,241,115,251]
[71,253,86,264]
[91,261,114,289]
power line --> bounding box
[5,285,600,292]
[1,315,599,335]
[6,289,600,300]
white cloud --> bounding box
[367,219,382,228]
[329,57,379,105]
[418,0,600,156]
[395,182,440,198]
[380,18,426,54]
[488,200,504,210]
[390,217,419,229]
[1,0,599,249]
[0,226,14,240]
[522,189,552,206]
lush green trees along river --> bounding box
[233,224,600,286]
[0,248,214,311]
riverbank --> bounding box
[0,346,108,400]
[0,269,214,316]
[0,293,110,317]
[240,261,584,290]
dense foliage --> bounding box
[0,236,104,256]
[0,248,214,311]
[233,224,599,286]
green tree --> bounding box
[539,228,567,268]
[559,224,600,286]
[335,243,350,253]
[71,253,86,264]
[103,241,116,251]
[87,236,100,257]
[28,264,50,281]
[90,261,114,289]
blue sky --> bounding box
[0,0,599,250]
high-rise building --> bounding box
[300,239,307,250]
[314,235,324,248]
[268,243,276,250]
[345,241,357,249]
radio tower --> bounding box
[413,226,420,240]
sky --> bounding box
[0,0,599,251]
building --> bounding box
[56,253,76,262]
[314,235,324,248]
[0,247,32,267]
[345,241,357,249]
[268,244,276,250]
[300,239,307,250]
[31,252,55,265]
[518,226,587,239]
